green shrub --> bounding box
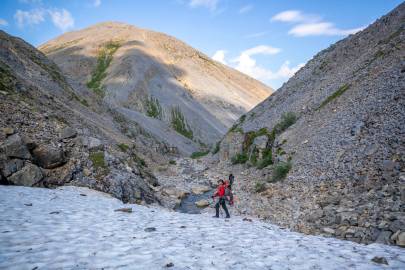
[239,114,246,124]
[318,84,350,110]
[80,98,89,107]
[231,153,248,164]
[212,141,221,154]
[229,124,243,133]
[169,160,176,165]
[228,114,247,133]
[146,96,162,119]
[281,139,287,145]
[274,112,297,134]
[254,182,266,193]
[170,106,193,139]
[87,41,121,97]
[0,64,17,92]
[132,153,147,167]
[271,161,292,181]
[117,143,129,152]
[191,151,209,159]
[242,128,269,152]
[257,148,273,169]
[89,151,107,169]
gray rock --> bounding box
[371,256,388,265]
[375,231,392,245]
[8,163,43,186]
[1,127,14,136]
[389,220,404,233]
[60,127,77,139]
[0,134,31,159]
[191,185,211,195]
[84,137,104,151]
[350,121,364,136]
[322,227,335,234]
[32,145,66,169]
[1,159,24,177]
[21,135,37,151]
[396,232,405,247]
[114,208,132,213]
[195,199,210,208]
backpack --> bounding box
[225,187,234,205]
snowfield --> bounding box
[0,186,404,270]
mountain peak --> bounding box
[39,21,272,154]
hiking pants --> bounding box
[215,198,230,218]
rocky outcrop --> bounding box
[7,163,43,186]
[32,145,66,169]
[212,3,405,246]
[1,134,31,160]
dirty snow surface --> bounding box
[0,186,404,270]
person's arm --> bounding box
[212,188,218,198]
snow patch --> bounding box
[0,186,404,269]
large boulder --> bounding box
[195,199,210,208]
[8,163,43,186]
[219,132,244,162]
[162,187,188,199]
[60,127,77,139]
[191,185,211,195]
[249,135,269,160]
[0,134,31,159]
[83,137,104,151]
[1,159,24,177]
[41,160,77,187]
[32,145,66,169]
[397,232,405,247]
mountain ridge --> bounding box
[39,21,272,154]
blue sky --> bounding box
[0,0,402,89]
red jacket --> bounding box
[213,185,225,198]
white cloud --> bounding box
[212,50,227,64]
[272,9,363,37]
[211,45,304,86]
[271,10,308,23]
[289,22,363,37]
[48,9,74,31]
[276,61,305,78]
[239,5,253,14]
[189,0,219,11]
[0,19,8,26]
[14,8,74,31]
[240,45,281,56]
[14,9,45,28]
[93,0,101,7]
[223,46,302,82]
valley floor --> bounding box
[0,186,404,270]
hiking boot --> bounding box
[212,215,219,218]
[225,215,230,219]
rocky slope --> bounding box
[0,29,167,204]
[210,3,405,246]
[39,22,272,155]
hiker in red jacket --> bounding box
[212,180,230,218]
